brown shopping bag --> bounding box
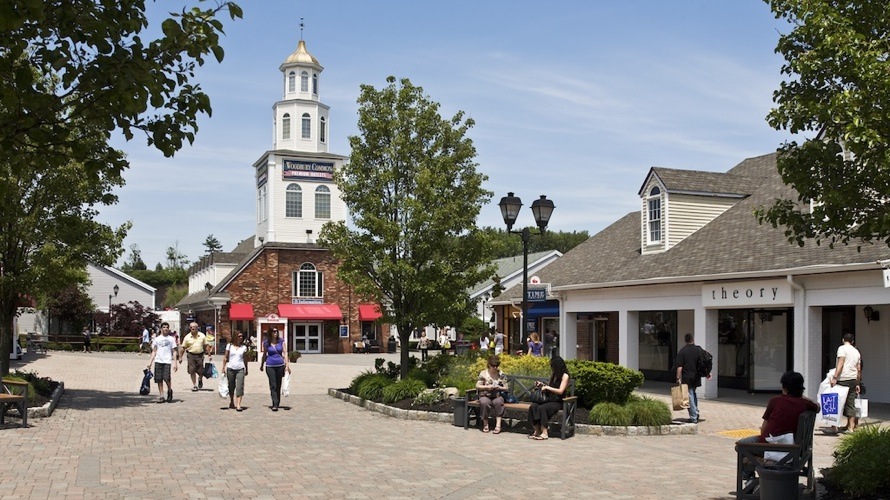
[671,383,690,410]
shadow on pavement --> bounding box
[58,389,160,411]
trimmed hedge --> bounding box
[824,425,890,497]
[566,359,644,408]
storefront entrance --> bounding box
[291,323,322,353]
[717,308,793,392]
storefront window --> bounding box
[638,310,677,371]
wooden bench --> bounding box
[352,340,381,354]
[27,332,48,354]
[464,374,577,439]
[734,410,816,499]
[0,378,28,428]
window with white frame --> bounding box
[285,184,302,218]
[257,184,268,222]
[315,185,331,219]
[288,71,296,93]
[319,116,326,143]
[647,186,662,244]
[300,71,309,92]
[282,113,291,140]
[301,113,311,139]
[293,263,323,297]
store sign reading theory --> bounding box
[701,279,793,308]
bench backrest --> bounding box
[795,410,816,462]
[506,374,575,402]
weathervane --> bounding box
[300,18,304,41]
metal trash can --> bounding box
[387,337,397,354]
[757,465,799,500]
[452,397,466,427]
[454,340,470,355]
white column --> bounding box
[699,307,719,399]
[621,309,639,369]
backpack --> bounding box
[696,348,713,378]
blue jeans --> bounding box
[688,386,699,422]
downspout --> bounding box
[787,275,806,378]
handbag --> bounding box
[855,397,868,418]
[283,372,291,397]
[489,340,495,349]
[671,383,690,410]
[529,387,547,404]
[203,362,214,379]
[503,391,517,404]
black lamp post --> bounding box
[108,284,119,335]
[498,192,555,352]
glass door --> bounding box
[291,323,322,353]
[749,309,790,391]
[593,318,607,361]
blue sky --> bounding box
[102,1,793,268]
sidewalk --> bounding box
[0,351,881,499]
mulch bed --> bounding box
[387,398,593,425]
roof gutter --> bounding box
[552,262,880,292]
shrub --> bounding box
[824,425,890,497]
[407,367,436,388]
[100,345,118,352]
[626,396,672,426]
[382,378,427,404]
[121,344,140,353]
[589,402,632,426]
[413,388,446,406]
[8,371,56,405]
[353,373,393,401]
[566,360,644,408]
[287,351,302,363]
[244,349,257,362]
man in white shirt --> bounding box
[829,332,862,432]
[146,323,179,403]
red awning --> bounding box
[358,304,382,321]
[229,303,255,321]
[278,304,343,320]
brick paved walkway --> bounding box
[1,351,883,499]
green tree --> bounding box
[0,1,241,375]
[319,76,495,378]
[203,234,223,254]
[480,226,589,259]
[165,241,190,270]
[122,244,148,272]
[757,0,890,247]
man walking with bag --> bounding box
[829,332,861,432]
[146,322,178,403]
[675,333,710,424]
[179,322,210,391]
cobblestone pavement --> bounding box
[1,351,884,499]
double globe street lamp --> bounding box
[108,284,119,335]
[498,192,555,351]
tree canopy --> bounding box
[480,226,589,259]
[319,76,495,377]
[0,0,241,375]
[203,234,224,254]
[757,0,890,248]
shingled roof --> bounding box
[518,152,890,293]
[640,167,760,197]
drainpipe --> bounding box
[787,275,807,382]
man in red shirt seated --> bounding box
[742,371,818,444]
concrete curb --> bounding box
[27,381,65,419]
[328,388,698,435]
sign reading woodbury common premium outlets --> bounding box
[282,160,335,181]
[701,279,793,308]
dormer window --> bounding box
[282,113,291,140]
[288,71,296,93]
[301,113,311,139]
[300,71,309,92]
[647,186,662,244]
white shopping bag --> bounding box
[819,384,849,426]
[855,397,868,418]
[764,432,794,462]
[218,376,229,398]
[283,372,291,397]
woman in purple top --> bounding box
[527,332,544,357]
[260,328,290,411]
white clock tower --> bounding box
[252,37,347,246]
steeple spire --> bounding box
[300,17,304,41]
